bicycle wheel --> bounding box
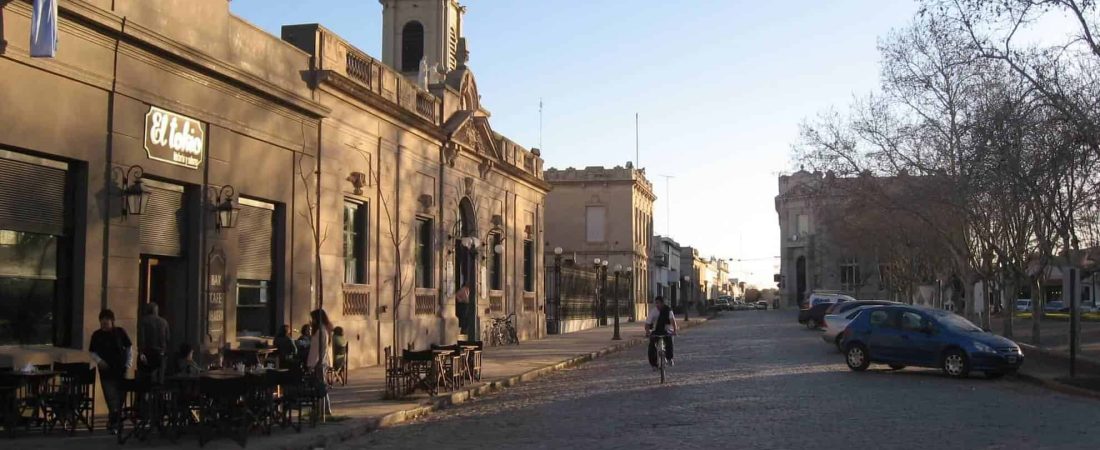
[658,350,666,384]
[507,325,519,345]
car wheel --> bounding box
[942,349,970,378]
[888,364,905,371]
[846,344,870,371]
[806,319,818,329]
[985,371,1005,380]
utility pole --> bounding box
[635,113,640,169]
[539,98,544,150]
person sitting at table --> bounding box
[330,326,347,384]
[173,343,203,375]
[88,309,131,432]
[296,324,312,357]
[274,324,297,368]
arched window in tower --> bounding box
[401,21,425,72]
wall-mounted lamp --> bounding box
[209,185,240,231]
[116,165,151,217]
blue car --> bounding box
[840,305,1024,379]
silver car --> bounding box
[821,306,880,351]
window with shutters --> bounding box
[343,201,369,285]
[237,199,276,337]
[0,153,72,346]
[415,217,433,288]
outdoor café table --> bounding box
[225,348,278,368]
[431,349,455,391]
[9,370,58,432]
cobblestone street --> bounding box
[338,311,1100,450]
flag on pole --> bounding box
[30,0,58,58]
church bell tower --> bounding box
[380,0,466,76]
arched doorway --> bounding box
[795,256,807,308]
[455,198,478,339]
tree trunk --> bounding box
[1001,274,1013,339]
[1032,275,1043,345]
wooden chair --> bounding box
[402,350,442,396]
[458,340,483,381]
[431,345,468,390]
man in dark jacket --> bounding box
[138,302,170,384]
[89,309,131,431]
[645,296,678,368]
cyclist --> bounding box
[645,296,677,369]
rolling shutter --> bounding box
[0,156,67,235]
[140,183,184,256]
[237,201,273,280]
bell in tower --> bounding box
[379,0,466,77]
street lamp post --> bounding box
[682,275,691,321]
[613,264,623,340]
[553,246,563,334]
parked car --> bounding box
[712,298,732,311]
[798,292,856,327]
[799,303,835,329]
[1015,299,1032,312]
[1044,301,1069,313]
[840,305,1024,378]
[821,301,900,350]
[754,301,768,310]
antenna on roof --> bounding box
[635,113,640,169]
[539,98,544,150]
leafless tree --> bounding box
[297,155,330,311]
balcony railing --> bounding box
[342,284,371,316]
[415,293,437,316]
[489,294,504,313]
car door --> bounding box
[864,308,901,361]
[897,310,938,365]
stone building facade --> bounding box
[544,165,655,321]
[652,235,682,310]
[775,170,912,308]
[0,0,546,373]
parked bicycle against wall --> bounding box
[486,314,519,347]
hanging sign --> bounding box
[144,106,205,169]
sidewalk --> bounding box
[15,317,710,449]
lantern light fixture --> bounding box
[117,165,151,217]
[210,185,240,231]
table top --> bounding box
[7,370,59,379]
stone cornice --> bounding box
[50,0,329,118]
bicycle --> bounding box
[649,333,673,384]
[487,314,520,347]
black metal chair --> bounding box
[327,342,349,386]
[244,372,278,435]
[0,373,20,438]
[197,376,249,447]
[45,362,96,435]
[116,377,155,444]
[272,368,319,432]
[402,350,442,396]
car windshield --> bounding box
[933,311,982,332]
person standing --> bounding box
[137,303,170,384]
[89,309,132,432]
[307,309,334,417]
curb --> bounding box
[275,318,711,449]
[1012,372,1100,402]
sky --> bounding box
[229,0,924,287]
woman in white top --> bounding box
[307,308,334,417]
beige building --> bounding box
[284,0,550,367]
[544,165,656,320]
[0,0,547,375]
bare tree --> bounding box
[297,154,330,311]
